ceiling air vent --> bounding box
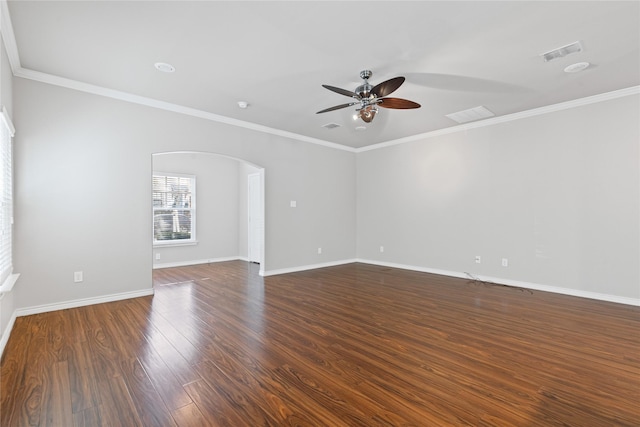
[541,41,583,62]
[446,106,495,124]
[322,123,341,130]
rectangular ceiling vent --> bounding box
[540,41,583,62]
[322,122,341,130]
[446,105,495,124]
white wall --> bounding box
[152,152,242,267]
[8,68,639,319]
[357,94,639,301]
[13,78,357,310]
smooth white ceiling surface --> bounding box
[6,1,640,149]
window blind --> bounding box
[0,107,15,287]
[152,173,196,242]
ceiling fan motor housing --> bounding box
[356,83,374,99]
[356,70,374,98]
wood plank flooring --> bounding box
[1,261,639,426]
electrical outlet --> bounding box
[155,253,161,260]
[317,247,322,254]
[380,246,384,253]
[475,255,481,264]
[502,258,509,267]
[74,271,83,283]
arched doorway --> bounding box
[151,151,265,276]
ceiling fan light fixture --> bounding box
[359,105,378,123]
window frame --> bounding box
[152,172,197,247]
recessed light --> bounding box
[237,101,249,109]
[564,62,590,73]
[154,62,175,73]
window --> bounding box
[0,106,16,291]
[152,173,196,244]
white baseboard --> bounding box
[16,288,155,317]
[356,259,640,306]
[153,256,242,269]
[1,288,154,358]
[154,257,639,305]
[262,259,357,277]
[154,256,266,277]
[3,260,636,358]
[0,309,17,358]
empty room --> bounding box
[0,1,638,426]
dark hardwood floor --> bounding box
[1,261,639,426]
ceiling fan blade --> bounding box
[377,97,421,109]
[372,76,405,97]
[322,84,358,98]
[316,102,359,114]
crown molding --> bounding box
[356,85,640,153]
[0,0,21,75]
[13,67,358,153]
[1,0,636,154]
[1,0,353,153]
[15,65,639,155]
[0,0,356,152]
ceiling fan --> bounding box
[317,70,421,123]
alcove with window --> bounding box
[151,152,263,272]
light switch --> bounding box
[290,200,297,208]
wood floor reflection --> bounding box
[1,261,639,426]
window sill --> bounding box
[0,273,20,297]
[153,240,198,248]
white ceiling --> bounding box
[5,1,640,149]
